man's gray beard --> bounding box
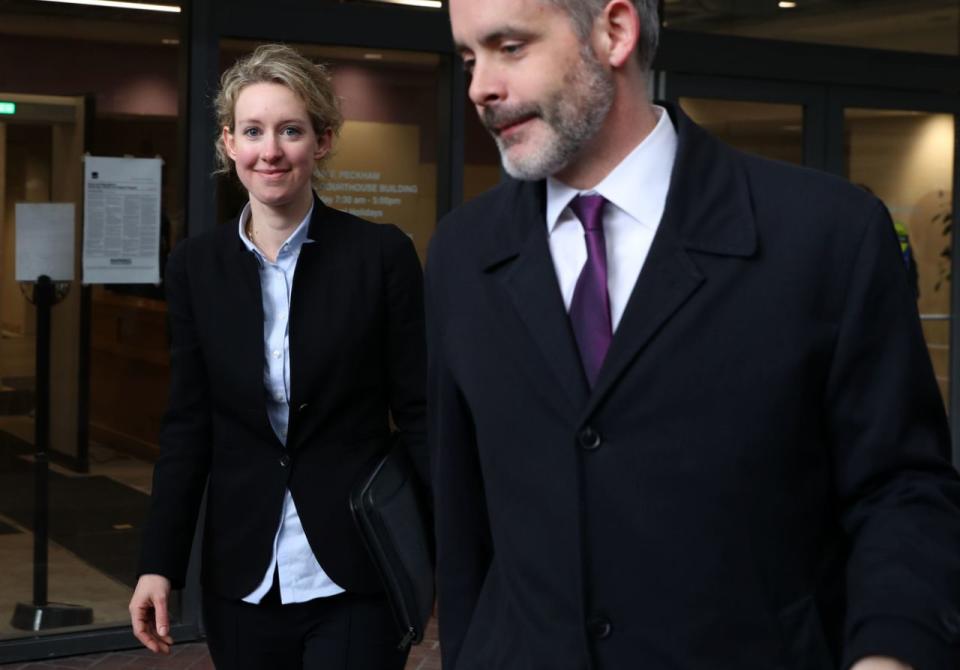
[498,48,614,181]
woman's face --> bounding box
[223,81,331,213]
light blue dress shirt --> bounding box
[237,203,345,604]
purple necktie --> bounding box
[568,194,612,387]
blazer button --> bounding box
[578,427,602,451]
[588,616,612,639]
[297,402,309,413]
[279,454,290,468]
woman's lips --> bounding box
[257,169,289,179]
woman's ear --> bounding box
[315,128,334,161]
[222,126,238,160]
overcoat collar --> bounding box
[479,103,757,414]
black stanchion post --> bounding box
[33,275,52,610]
[11,275,93,631]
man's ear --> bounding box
[597,0,641,69]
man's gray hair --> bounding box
[546,0,660,72]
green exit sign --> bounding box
[0,102,15,115]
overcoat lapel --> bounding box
[483,181,590,412]
[582,216,703,419]
[581,105,757,419]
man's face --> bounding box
[451,0,614,181]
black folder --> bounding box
[349,437,434,649]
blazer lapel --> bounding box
[482,181,590,411]
[224,220,266,387]
[221,222,279,444]
[582,104,758,419]
[287,199,355,433]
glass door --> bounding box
[661,73,826,169]
[0,0,192,662]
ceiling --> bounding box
[0,0,180,45]
[664,0,960,55]
[0,0,957,56]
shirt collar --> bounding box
[237,201,315,264]
[546,104,678,233]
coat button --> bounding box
[588,616,612,639]
[279,454,290,468]
[297,403,309,413]
[578,427,602,451]
[941,609,960,637]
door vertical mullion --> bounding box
[950,113,960,463]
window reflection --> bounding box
[846,108,955,404]
[679,98,804,165]
[463,90,502,201]
[0,1,183,641]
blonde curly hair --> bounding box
[214,43,343,186]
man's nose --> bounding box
[467,60,505,108]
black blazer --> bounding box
[426,105,960,670]
[139,197,426,599]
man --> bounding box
[426,0,960,669]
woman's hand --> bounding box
[129,573,174,654]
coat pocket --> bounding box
[778,595,836,670]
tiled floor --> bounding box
[1,642,214,669]
[0,421,443,669]
[1,617,441,669]
[0,417,148,638]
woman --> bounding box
[128,43,426,670]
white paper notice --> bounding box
[83,156,162,284]
[15,203,76,282]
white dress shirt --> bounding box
[237,203,345,605]
[546,105,678,331]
